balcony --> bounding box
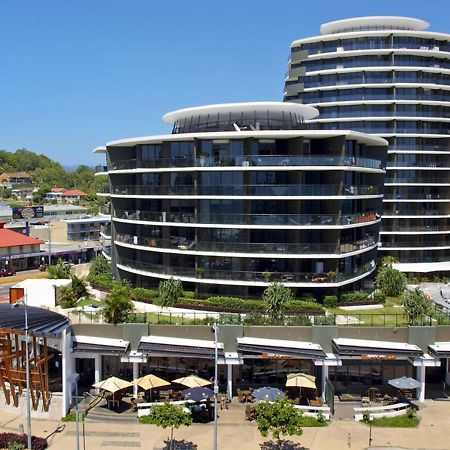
[114,233,377,256]
[108,155,383,171]
[113,209,380,227]
[108,184,381,197]
[116,256,375,285]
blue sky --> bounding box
[1,0,448,165]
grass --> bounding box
[77,296,101,308]
[62,412,85,422]
[362,415,419,427]
[299,416,329,427]
[0,271,48,285]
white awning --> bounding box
[72,335,129,355]
[333,338,423,357]
[429,342,450,358]
[138,335,224,358]
[393,261,450,273]
[237,336,325,359]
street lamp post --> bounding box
[212,323,218,450]
[368,416,373,447]
[13,297,32,450]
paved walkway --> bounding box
[1,400,450,449]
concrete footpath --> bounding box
[0,400,449,449]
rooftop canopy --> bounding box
[0,303,70,336]
[320,16,430,35]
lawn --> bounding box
[299,416,329,427]
[362,414,420,427]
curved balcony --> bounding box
[385,176,450,184]
[116,256,376,286]
[100,224,111,239]
[112,209,380,227]
[95,165,108,176]
[108,155,383,171]
[381,224,450,233]
[106,184,381,197]
[114,233,377,257]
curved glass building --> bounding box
[284,16,450,274]
[96,102,387,297]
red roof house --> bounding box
[0,222,43,249]
[61,189,87,203]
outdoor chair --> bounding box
[245,404,256,421]
[237,389,244,403]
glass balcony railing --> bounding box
[116,256,375,284]
[383,209,447,216]
[107,184,381,196]
[108,155,383,170]
[385,176,450,183]
[100,224,112,237]
[380,240,450,248]
[114,233,377,255]
[113,209,380,226]
[95,164,108,173]
[382,224,450,232]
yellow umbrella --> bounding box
[135,374,171,391]
[286,373,317,389]
[93,376,133,393]
[172,374,212,388]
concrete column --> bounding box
[61,331,73,417]
[446,359,450,386]
[227,364,233,400]
[94,355,102,393]
[321,365,329,400]
[417,364,426,402]
[133,362,139,398]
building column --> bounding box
[227,364,233,400]
[417,364,426,402]
[133,362,139,398]
[94,354,102,393]
[321,365,329,400]
[61,330,74,417]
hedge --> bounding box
[130,287,158,303]
[339,291,369,303]
[0,433,47,450]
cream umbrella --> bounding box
[134,374,171,401]
[172,374,212,388]
[285,373,316,389]
[93,376,133,408]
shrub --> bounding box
[62,412,84,422]
[47,258,71,279]
[339,291,369,303]
[130,287,158,303]
[285,300,325,314]
[263,283,294,321]
[362,410,371,423]
[59,286,78,309]
[401,287,434,325]
[0,433,48,450]
[243,312,267,325]
[71,275,89,299]
[86,254,110,280]
[376,266,407,297]
[406,407,416,419]
[158,278,183,307]
[103,284,134,324]
[372,291,387,304]
[88,272,115,289]
[323,295,337,308]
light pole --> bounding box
[69,373,81,450]
[12,297,32,450]
[211,323,219,450]
[368,416,373,447]
[47,220,52,265]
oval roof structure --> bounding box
[163,102,319,124]
[320,16,429,35]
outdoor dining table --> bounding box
[240,390,253,403]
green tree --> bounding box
[158,278,183,307]
[255,397,303,444]
[138,402,192,450]
[381,255,398,267]
[47,259,72,279]
[71,275,89,299]
[32,183,51,204]
[103,284,134,324]
[263,283,293,322]
[59,286,78,309]
[87,255,111,280]
[401,287,434,325]
[375,265,407,297]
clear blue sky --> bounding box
[1,0,448,166]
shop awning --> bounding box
[138,335,224,358]
[428,342,450,358]
[332,338,423,358]
[72,335,130,355]
[237,336,326,359]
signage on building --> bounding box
[261,352,300,360]
[361,354,396,361]
[12,206,44,220]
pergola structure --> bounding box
[0,303,69,411]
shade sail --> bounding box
[135,374,170,391]
[93,376,133,393]
[252,387,286,402]
[172,374,212,388]
[388,376,421,390]
[285,373,316,389]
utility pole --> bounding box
[212,323,218,450]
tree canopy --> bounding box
[375,265,407,297]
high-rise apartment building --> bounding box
[96,102,387,297]
[284,16,450,275]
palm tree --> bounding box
[103,284,134,324]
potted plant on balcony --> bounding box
[263,271,272,283]
[326,271,337,282]
[195,267,205,278]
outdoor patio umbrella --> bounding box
[134,374,171,401]
[172,374,212,388]
[388,376,421,390]
[182,387,214,402]
[93,376,133,406]
[252,387,286,402]
[285,373,316,389]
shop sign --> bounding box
[261,352,300,360]
[12,206,44,220]
[361,354,396,361]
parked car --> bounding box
[0,268,16,277]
